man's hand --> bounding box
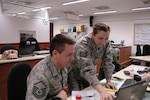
[142,72,150,80]
[57,90,67,100]
[106,79,117,90]
[100,91,116,100]
[94,84,116,100]
[63,86,69,93]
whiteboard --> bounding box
[134,23,150,45]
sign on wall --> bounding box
[19,30,36,41]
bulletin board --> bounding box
[134,23,150,45]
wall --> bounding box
[0,15,49,43]
[54,11,150,55]
[0,11,150,55]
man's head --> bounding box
[50,34,75,68]
[92,23,110,47]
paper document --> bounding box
[100,79,125,89]
[71,90,100,100]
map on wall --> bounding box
[134,23,150,45]
[19,30,36,41]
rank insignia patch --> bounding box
[32,81,47,98]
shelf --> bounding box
[60,25,86,33]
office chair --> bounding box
[7,62,31,100]
[143,45,150,56]
[18,37,40,56]
[131,45,142,65]
[136,45,142,56]
[1,44,17,54]
[142,45,150,66]
[26,37,40,51]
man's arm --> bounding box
[93,84,116,100]
[102,42,116,89]
[102,42,115,79]
[26,74,50,100]
[68,69,80,91]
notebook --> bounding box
[114,79,150,100]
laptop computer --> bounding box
[114,79,150,100]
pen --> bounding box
[84,95,94,98]
[76,94,94,99]
[112,76,124,81]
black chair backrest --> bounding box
[26,37,40,51]
[143,45,150,56]
[1,45,17,54]
[7,62,31,100]
[18,37,40,56]
[136,45,142,56]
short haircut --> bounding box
[50,34,75,56]
[93,23,110,35]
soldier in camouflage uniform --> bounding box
[68,23,116,100]
[26,34,75,100]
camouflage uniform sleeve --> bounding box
[75,44,100,87]
[68,69,80,91]
[102,42,115,79]
[26,73,49,100]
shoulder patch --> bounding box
[32,81,47,98]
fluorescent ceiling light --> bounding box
[34,16,58,20]
[17,12,26,15]
[62,0,90,5]
[41,7,51,10]
[32,7,51,12]
[49,17,59,20]
[94,10,117,15]
[34,16,45,19]
[132,7,150,11]
[12,14,17,16]
[17,15,30,19]
[32,9,41,12]
[78,14,83,16]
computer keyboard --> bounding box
[121,79,136,88]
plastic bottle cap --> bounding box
[76,94,82,99]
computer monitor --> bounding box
[18,40,36,57]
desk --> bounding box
[130,56,150,62]
[130,56,150,66]
[67,64,150,100]
[0,54,48,100]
